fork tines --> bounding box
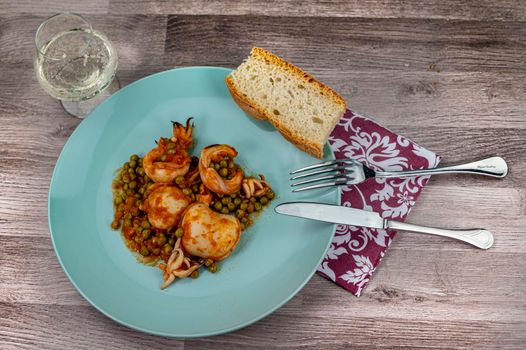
[290,159,358,192]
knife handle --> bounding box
[386,220,494,249]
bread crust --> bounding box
[225,47,346,159]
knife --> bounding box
[275,202,493,249]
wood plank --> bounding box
[0,303,184,350]
[0,15,167,70]
[164,16,526,73]
[392,127,526,186]
[2,235,525,317]
[324,71,526,130]
[0,0,108,15]
[1,2,525,348]
[185,317,524,350]
[109,0,526,21]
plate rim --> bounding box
[47,66,341,338]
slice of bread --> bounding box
[225,47,346,159]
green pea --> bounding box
[135,199,141,207]
[267,192,275,199]
[141,220,150,229]
[137,167,144,176]
[219,168,228,177]
[208,264,218,273]
[129,173,136,180]
[175,176,185,185]
[152,248,160,256]
[191,270,200,279]
[134,236,142,244]
[126,189,134,196]
[124,213,132,220]
[142,229,151,239]
[123,162,130,170]
[182,188,192,196]
[221,207,229,214]
[228,203,236,211]
[167,142,175,149]
[240,222,246,230]
[138,187,145,195]
[234,198,241,206]
[241,217,248,224]
[247,204,254,213]
[175,228,184,238]
[122,175,130,183]
[160,155,167,162]
[228,161,234,169]
[236,209,245,218]
[168,238,175,246]
[163,244,173,254]
[240,203,248,210]
[213,163,220,171]
[221,197,231,205]
[140,246,150,256]
[220,160,227,168]
[260,197,268,205]
[129,160,137,168]
[114,196,123,205]
[255,203,262,211]
[204,259,213,267]
[130,154,139,162]
[214,202,223,211]
[250,197,256,203]
[158,235,167,246]
[127,168,135,174]
[192,184,199,193]
[129,181,137,189]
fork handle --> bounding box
[375,156,508,178]
[386,220,494,249]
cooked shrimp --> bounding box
[143,118,194,183]
[199,144,244,195]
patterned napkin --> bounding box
[317,110,440,296]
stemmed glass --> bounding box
[34,13,119,118]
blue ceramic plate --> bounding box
[48,67,339,337]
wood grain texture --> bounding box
[164,15,526,73]
[1,1,526,349]
[109,0,526,21]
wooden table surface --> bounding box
[1,1,525,349]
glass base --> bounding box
[61,76,121,118]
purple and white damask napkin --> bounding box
[317,110,440,296]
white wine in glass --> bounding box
[34,13,119,118]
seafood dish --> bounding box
[111,118,275,289]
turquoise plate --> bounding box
[48,67,339,337]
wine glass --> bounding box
[34,13,119,118]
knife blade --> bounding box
[275,202,385,228]
[274,201,494,249]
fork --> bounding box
[290,156,508,192]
